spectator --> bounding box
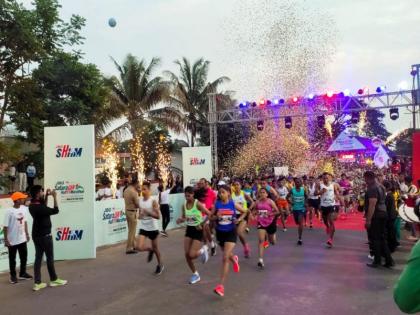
[383,181,398,253]
[16,157,27,192]
[26,162,36,191]
[8,164,16,193]
[364,171,394,268]
[3,192,33,284]
[158,184,171,237]
[96,180,113,201]
[391,159,401,176]
[123,176,140,254]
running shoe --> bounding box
[257,261,265,269]
[155,265,164,275]
[211,244,217,256]
[160,231,168,237]
[147,250,154,263]
[9,276,18,284]
[214,284,224,297]
[367,254,374,260]
[33,283,47,291]
[309,224,313,229]
[19,273,33,280]
[232,255,240,273]
[297,239,303,246]
[283,228,287,232]
[326,239,333,248]
[245,227,250,233]
[200,246,209,264]
[189,273,201,284]
[50,278,68,287]
[263,241,269,249]
[366,263,380,268]
[126,250,137,254]
[244,244,251,258]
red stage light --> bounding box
[292,97,298,103]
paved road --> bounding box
[0,227,411,315]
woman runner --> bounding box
[211,185,246,297]
[250,187,280,269]
[276,177,290,232]
[176,186,211,284]
[231,180,254,258]
[136,182,164,275]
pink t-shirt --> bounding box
[256,199,275,227]
[203,188,217,211]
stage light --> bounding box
[285,116,292,129]
[317,115,325,128]
[343,89,351,96]
[398,81,408,90]
[390,108,399,120]
[292,97,298,103]
[239,102,246,108]
[279,99,285,104]
[357,88,364,95]
[326,90,334,98]
[308,93,315,100]
[376,86,386,93]
[259,99,265,106]
[273,99,280,105]
[266,100,272,106]
[257,120,264,131]
[251,102,257,107]
[338,92,345,98]
[351,112,360,124]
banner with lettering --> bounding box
[182,146,212,188]
[44,125,96,260]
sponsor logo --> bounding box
[102,207,126,224]
[56,145,83,158]
[56,227,84,241]
[54,181,85,203]
[190,157,205,165]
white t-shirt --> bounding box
[276,186,289,200]
[320,183,335,207]
[139,197,160,231]
[3,206,28,246]
[159,189,170,205]
[97,188,113,200]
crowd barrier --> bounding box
[0,193,185,272]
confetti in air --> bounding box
[101,138,119,196]
[221,0,338,175]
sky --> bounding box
[21,0,420,134]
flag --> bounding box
[374,146,390,169]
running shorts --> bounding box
[293,210,306,225]
[216,229,237,247]
[321,206,335,216]
[139,229,159,240]
[257,219,277,235]
[185,225,203,241]
[308,198,320,209]
[276,199,289,209]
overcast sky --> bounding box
[22,0,420,134]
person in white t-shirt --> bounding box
[158,184,171,237]
[3,192,33,284]
[96,181,113,201]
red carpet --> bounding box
[250,211,365,232]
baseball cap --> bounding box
[10,192,28,202]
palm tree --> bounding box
[105,54,184,138]
[164,57,231,147]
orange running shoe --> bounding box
[263,241,269,249]
[232,255,240,273]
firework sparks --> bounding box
[156,134,171,188]
[102,138,119,197]
[386,128,409,144]
[129,131,145,184]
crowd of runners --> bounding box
[125,169,420,298]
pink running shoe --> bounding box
[232,255,240,273]
[326,239,333,248]
[263,241,269,249]
[214,284,224,297]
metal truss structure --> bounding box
[208,88,420,174]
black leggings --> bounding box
[8,242,28,277]
[160,204,170,232]
[33,235,58,284]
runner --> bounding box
[318,172,340,248]
[211,185,245,297]
[339,174,353,213]
[250,187,280,269]
[307,176,320,228]
[231,180,253,258]
[196,178,218,256]
[176,186,211,284]
[288,178,308,245]
[275,177,290,232]
[136,182,164,275]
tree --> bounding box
[8,52,116,146]
[165,58,230,146]
[0,0,85,130]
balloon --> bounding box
[108,18,117,28]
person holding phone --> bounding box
[29,185,67,291]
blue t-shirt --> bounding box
[215,199,236,232]
[291,187,306,211]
